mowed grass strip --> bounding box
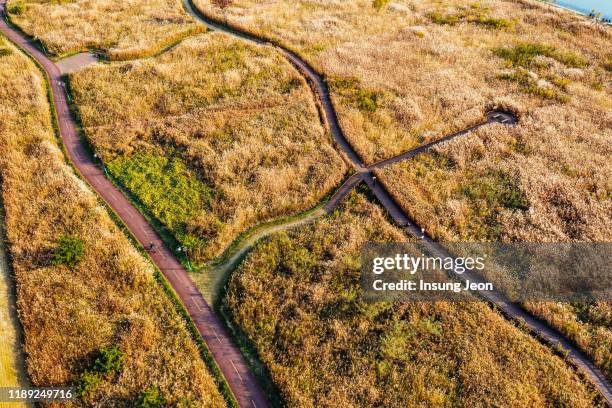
[69,34,346,264]
[224,190,602,407]
[0,38,225,406]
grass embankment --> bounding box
[225,190,602,406]
[193,0,609,163]
[69,34,346,265]
[0,36,225,407]
[5,0,202,59]
[0,207,29,408]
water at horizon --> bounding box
[552,0,612,20]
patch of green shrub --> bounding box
[76,371,100,398]
[8,0,26,15]
[523,84,569,103]
[372,0,390,11]
[329,76,381,112]
[134,387,166,408]
[499,69,570,102]
[93,345,124,374]
[428,9,512,29]
[495,43,587,68]
[462,170,529,212]
[0,48,12,58]
[472,15,512,29]
[428,12,461,25]
[51,236,85,268]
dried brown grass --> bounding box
[69,34,346,263]
[0,39,224,406]
[192,0,612,386]
[193,0,610,163]
[6,0,200,57]
[226,190,602,407]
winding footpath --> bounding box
[2,0,612,405]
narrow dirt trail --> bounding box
[182,2,612,403]
[0,3,268,408]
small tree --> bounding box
[134,387,166,408]
[51,236,85,268]
[93,345,124,374]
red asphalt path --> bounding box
[0,4,268,407]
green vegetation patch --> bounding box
[428,5,513,30]
[499,69,570,103]
[76,345,124,398]
[7,0,26,15]
[329,76,381,112]
[51,235,85,268]
[372,0,390,11]
[107,153,213,252]
[458,170,528,240]
[494,43,588,68]
[93,345,124,374]
[134,386,166,408]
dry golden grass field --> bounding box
[0,208,30,408]
[0,37,224,406]
[5,0,203,58]
[69,33,346,264]
[194,0,610,163]
[226,189,602,407]
[193,0,612,383]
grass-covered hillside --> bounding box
[5,0,203,59]
[69,33,346,264]
[226,190,601,407]
[0,37,224,407]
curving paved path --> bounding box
[182,2,612,403]
[3,0,612,404]
[0,2,267,407]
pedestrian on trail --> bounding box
[372,176,377,187]
[148,242,156,253]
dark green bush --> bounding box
[51,236,85,268]
[93,345,124,374]
[0,48,12,58]
[134,387,167,408]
